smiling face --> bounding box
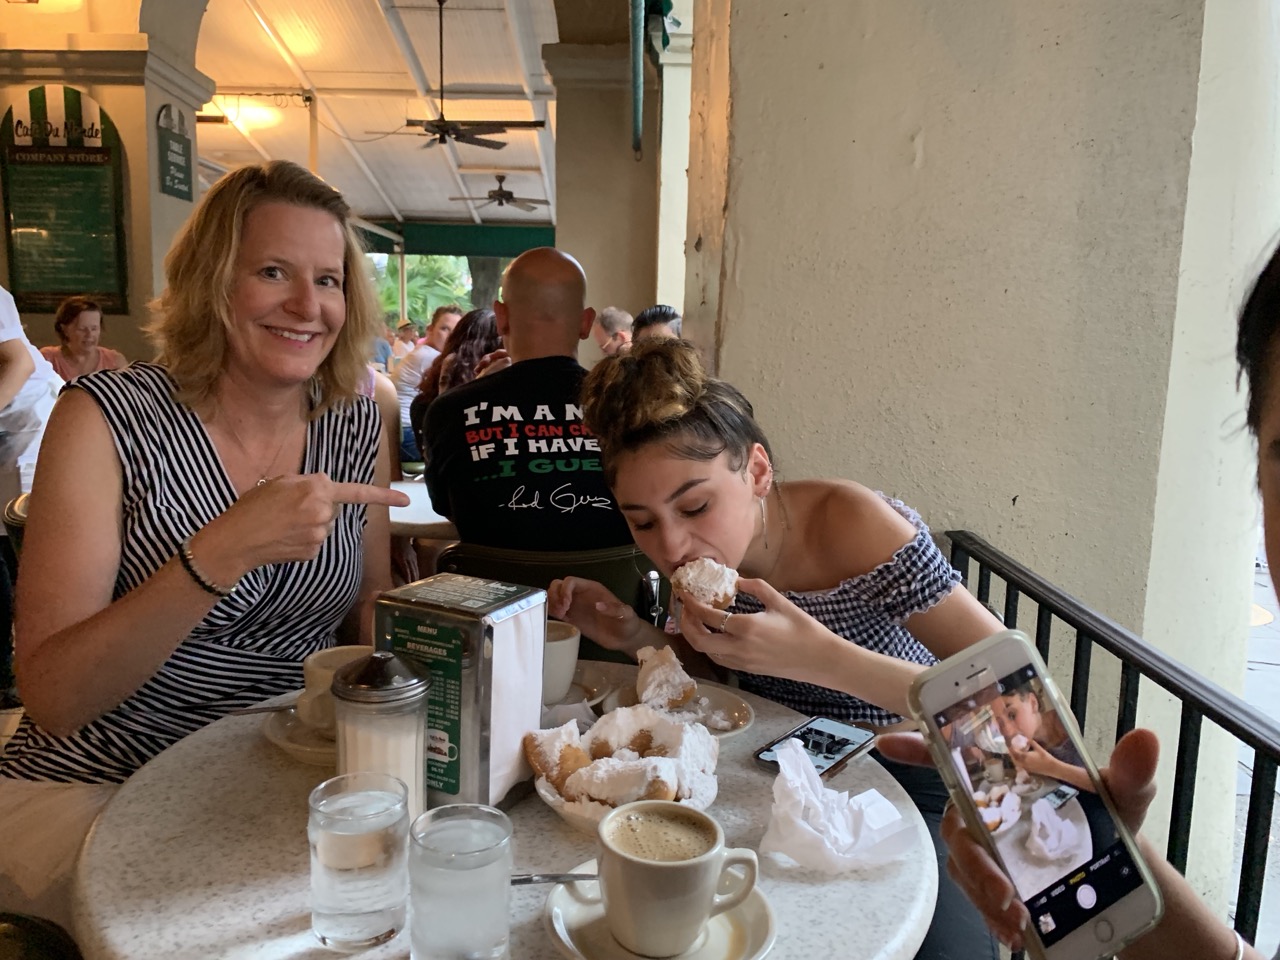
[225,201,346,388]
[64,309,103,353]
[610,441,772,575]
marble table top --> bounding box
[72,662,936,960]
[389,480,457,540]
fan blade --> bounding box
[455,119,545,130]
[450,122,510,135]
[516,198,550,206]
[510,201,538,213]
[454,135,507,150]
[447,196,490,202]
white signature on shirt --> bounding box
[504,484,613,514]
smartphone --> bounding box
[753,716,877,779]
[907,630,1163,960]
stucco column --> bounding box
[686,0,1270,906]
[649,2,693,311]
[543,43,659,365]
[0,24,212,360]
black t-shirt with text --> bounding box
[422,356,633,550]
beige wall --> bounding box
[690,0,1264,899]
[1138,0,1280,907]
[543,44,659,366]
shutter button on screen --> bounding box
[1093,919,1114,943]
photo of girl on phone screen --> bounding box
[938,667,1140,946]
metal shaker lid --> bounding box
[331,650,430,704]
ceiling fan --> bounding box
[406,0,545,150]
[449,175,550,213]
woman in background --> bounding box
[39,296,126,380]
[409,307,500,455]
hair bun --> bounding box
[582,339,708,452]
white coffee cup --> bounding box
[596,800,758,957]
[295,646,370,738]
[542,620,581,705]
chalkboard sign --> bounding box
[0,85,128,313]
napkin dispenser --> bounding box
[374,573,545,811]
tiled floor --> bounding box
[1235,567,1280,954]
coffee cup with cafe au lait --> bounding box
[295,646,370,738]
[595,800,758,957]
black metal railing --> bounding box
[948,529,1280,948]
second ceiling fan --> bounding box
[409,0,545,150]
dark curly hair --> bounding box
[415,307,501,406]
[580,338,771,485]
[1238,243,1280,435]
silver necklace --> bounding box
[222,414,299,487]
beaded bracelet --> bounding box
[178,537,236,598]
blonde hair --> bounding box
[581,338,772,485]
[148,160,377,415]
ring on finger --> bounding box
[718,610,732,632]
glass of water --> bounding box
[308,771,410,951]
[409,804,513,960]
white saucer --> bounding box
[261,708,337,766]
[552,663,614,709]
[545,860,776,960]
[599,682,754,738]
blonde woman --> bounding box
[0,160,407,925]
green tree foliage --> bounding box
[371,255,473,330]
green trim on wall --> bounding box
[359,222,555,257]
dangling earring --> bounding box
[759,495,769,551]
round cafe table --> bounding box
[72,663,937,960]
[389,480,457,540]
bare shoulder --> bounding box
[786,478,919,580]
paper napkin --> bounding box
[759,738,914,872]
[1025,796,1079,861]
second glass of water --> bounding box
[409,803,513,960]
[308,771,410,952]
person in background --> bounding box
[391,320,418,362]
[408,307,501,457]
[0,286,62,713]
[632,304,682,341]
[0,160,407,927]
[549,337,1004,960]
[394,304,461,462]
[357,364,418,585]
[422,248,633,551]
[591,305,633,356]
[371,322,394,373]
[877,238,1280,960]
[39,296,126,381]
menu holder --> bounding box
[374,573,544,810]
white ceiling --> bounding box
[193,0,560,227]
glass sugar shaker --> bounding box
[332,651,431,819]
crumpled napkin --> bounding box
[1026,796,1078,861]
[540,699,598,732]
[759,738,914,872]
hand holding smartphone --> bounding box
[907,630,1163,960]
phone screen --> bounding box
[932,665,1143,947]
[756,717,876,775]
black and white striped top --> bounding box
[1,363,380,784]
